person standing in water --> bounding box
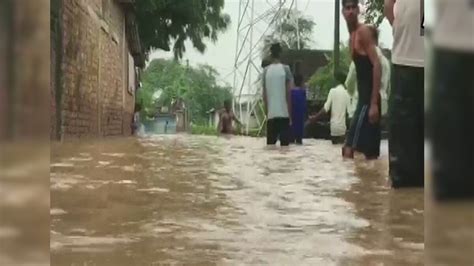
[218,100,242,135]
[132,103,142,135]
[290,74,307,145]
[262,42,294,146]
[306,71,351,145]
[428,0,474,199]
[341,0,382,160]
[345,25,391,119]
[384,0,424,188]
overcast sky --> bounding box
[148,0,399,94]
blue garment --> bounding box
[290,88,307,142]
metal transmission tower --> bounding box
[232,0,291,135]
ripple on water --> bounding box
[50,136,425,265]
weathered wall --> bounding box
[52,0,136,140]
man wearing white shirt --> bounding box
[430,0,474,200]
[385,0,424,188]
[306,71,351,145]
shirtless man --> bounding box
[218,100,242,135]
[341,0,382,160]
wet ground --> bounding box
[47,135,472,265]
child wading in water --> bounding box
[290,74,307,144]
[218,100,242,135]
[132,103,142,135]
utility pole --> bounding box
[245,0,255,135]
[295,0,300,50]
[333,0,340,77]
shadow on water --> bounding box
[338,150,424,265]
[50,135,470,265]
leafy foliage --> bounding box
[135,0,231,59]
[266,8,316,50]
[363,0,385,27]
[137,59,233,124]
[307,44,351,100]
[191,124,218,135]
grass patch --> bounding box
[190,125,218,136]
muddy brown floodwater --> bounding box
[48,134,464,265]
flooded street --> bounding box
[50,134,425,265]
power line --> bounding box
[304,0,310,11]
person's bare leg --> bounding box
[365,155,378,160]
[342,146,354,159]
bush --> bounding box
[308,44,351,100]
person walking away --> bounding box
[218,100,242,135]
[262,43,294,146]
[290,74,307,145]
[385,0,424,187]
[306,71,351,145]
[132,103,142,135]
[341,0,383,160]
[429,0,474,200]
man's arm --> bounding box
[232,113,242,125]
[308,109,327,124]
[262,70,268,116]
[284,66,293,123]
[217,111,223,133]
[361,26,382,123]
[302,89,307,119]
[345,62,357,97]
[384,0,396,26]
[307,90,331,124]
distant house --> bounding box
[171,98,188,132]
[235,95,259,129]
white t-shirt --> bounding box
[392,0,425,67]
[433,0,474,52]
[262,63,293,119]
[323,85,351,137]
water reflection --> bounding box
[425,163,474,266]
[49,134,459,265]
[0,142,50,265]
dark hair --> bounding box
[294,74,304,87]
[335,70,347,85]
[224,99,232,108]
[270,43,282,59]
[342,0,359,7]
[368,25,379,44]
[134,102,142,112]
[261,58,271,68]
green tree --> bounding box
[136,0,231,59]
[137,59,232,124]
[307,44,351,100]
[269,8,316,50]
[364,0,385,27]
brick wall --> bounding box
[52,0,136,140]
